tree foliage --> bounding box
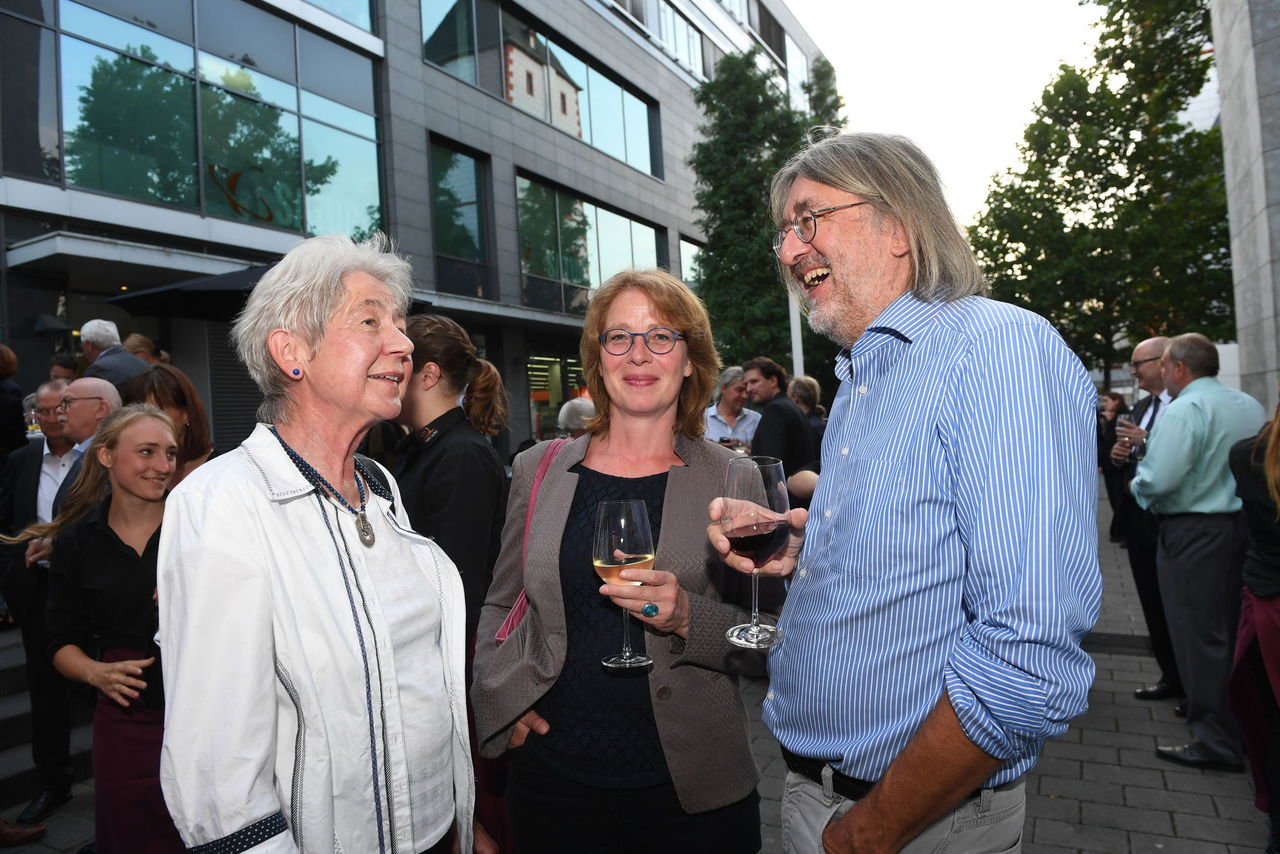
[689,49,845,381]
[969,0,1230,385]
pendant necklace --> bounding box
[270,426,376,547]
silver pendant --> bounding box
[355,511,375,548]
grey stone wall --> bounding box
[1213,0,1280,411]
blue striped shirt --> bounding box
[765,292,1101,786]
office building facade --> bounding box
[0,0,823,452]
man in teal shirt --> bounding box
[1132,333,1266,771]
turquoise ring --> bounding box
[642,603,659,618]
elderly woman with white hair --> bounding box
[157,234,483,854]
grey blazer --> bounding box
[471,433,770,814]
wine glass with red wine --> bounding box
[720,455,788,649]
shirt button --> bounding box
[841,447,849,456]
[656,686,672,700]
[858,385,868,394]
[767,691,775,701]
[798,569,807,578]
[823,509,832,518]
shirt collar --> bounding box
[835,291,946,377]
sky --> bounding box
[783,0,1105,226]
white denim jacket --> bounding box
[158,424,474,854]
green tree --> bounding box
[803,55,845,130]
[689,49,842,381]
[969,0,1230,386]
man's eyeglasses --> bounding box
[772,202,870,257]
[57,396,103,411]
[1129,357,1160,369]
[598,327,685,356]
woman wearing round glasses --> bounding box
[472,269,771,852]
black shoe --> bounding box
[1135,681,1181,700]
[1174,699,1188,718]
[17,787,70,824]
[1155,742,1244,772]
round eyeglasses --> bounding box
[598,327,685,356]
[772,202,870,257]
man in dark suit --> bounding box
[0,380,76,828]
[743,356,815,480]
[79,319,147,391]
[1109,336,1180,703]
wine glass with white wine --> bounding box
[593,499,655,669]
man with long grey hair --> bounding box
[708,131,1101,852]
[703,365,759,449]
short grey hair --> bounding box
[557,397,596,431]
[771,129,987,303]
[80,319,121,349]
[232,232,413,423]
[716,366,745,402]
[1165,333,1219,378]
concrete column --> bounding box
[1213,0,1280,411]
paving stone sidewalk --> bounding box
[3,485,1270,852]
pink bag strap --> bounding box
[521,438,569,571]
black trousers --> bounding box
[1158,512,1247,759]
[17,573,73,791]
[1124,498,1182,688]
[506,750,761,854]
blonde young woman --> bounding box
[32,405,184,852]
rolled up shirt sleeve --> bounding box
[158,482,297,853]
[941,319,1102,760]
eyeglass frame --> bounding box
[597,327,686,356]
[57,395,103,411]
[1129,356,1161,370]
[772,201,871,257]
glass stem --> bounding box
[621,611,634,658]
[750,570,761,627]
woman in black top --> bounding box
[1097,391,1130,543]
[394,313,511,848]
[1230,415,1280,854]
[38,405,183,853]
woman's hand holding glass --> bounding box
[600,567,690,637]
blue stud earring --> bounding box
[291,369,301,377]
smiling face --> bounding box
[35,387,66,440]
[775,176,913,347]
[598,289,692,426]
[720,379,748,414]
[98,416,176,504]
[296,271,412,431]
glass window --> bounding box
[753,1,785,62]
[622,91,650,173]
[546,38,587,142]
[429,142,486,264]
[75,0,190,41]
[200,83,302,230]
[299,28,374,114]
[302,119,379,238]
[630,220,657,269]
[502,11,549,121]
[422,0,476,84]
[301,0,370,31]
[0,0,53,23]
[197,0,295,84]
[60,0,192,72]
[587,68,625,162]
[785,34,807,112]
[594,205,632,282]
[199,51,296,110]
[61,35,197,207]
[301,90,375,139]
[680,239,702,289]
[1,18,60,181]
[558,190,591,287]
[473,0,503,97]
[516,176,560,281]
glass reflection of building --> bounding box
[1,0,822,454]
